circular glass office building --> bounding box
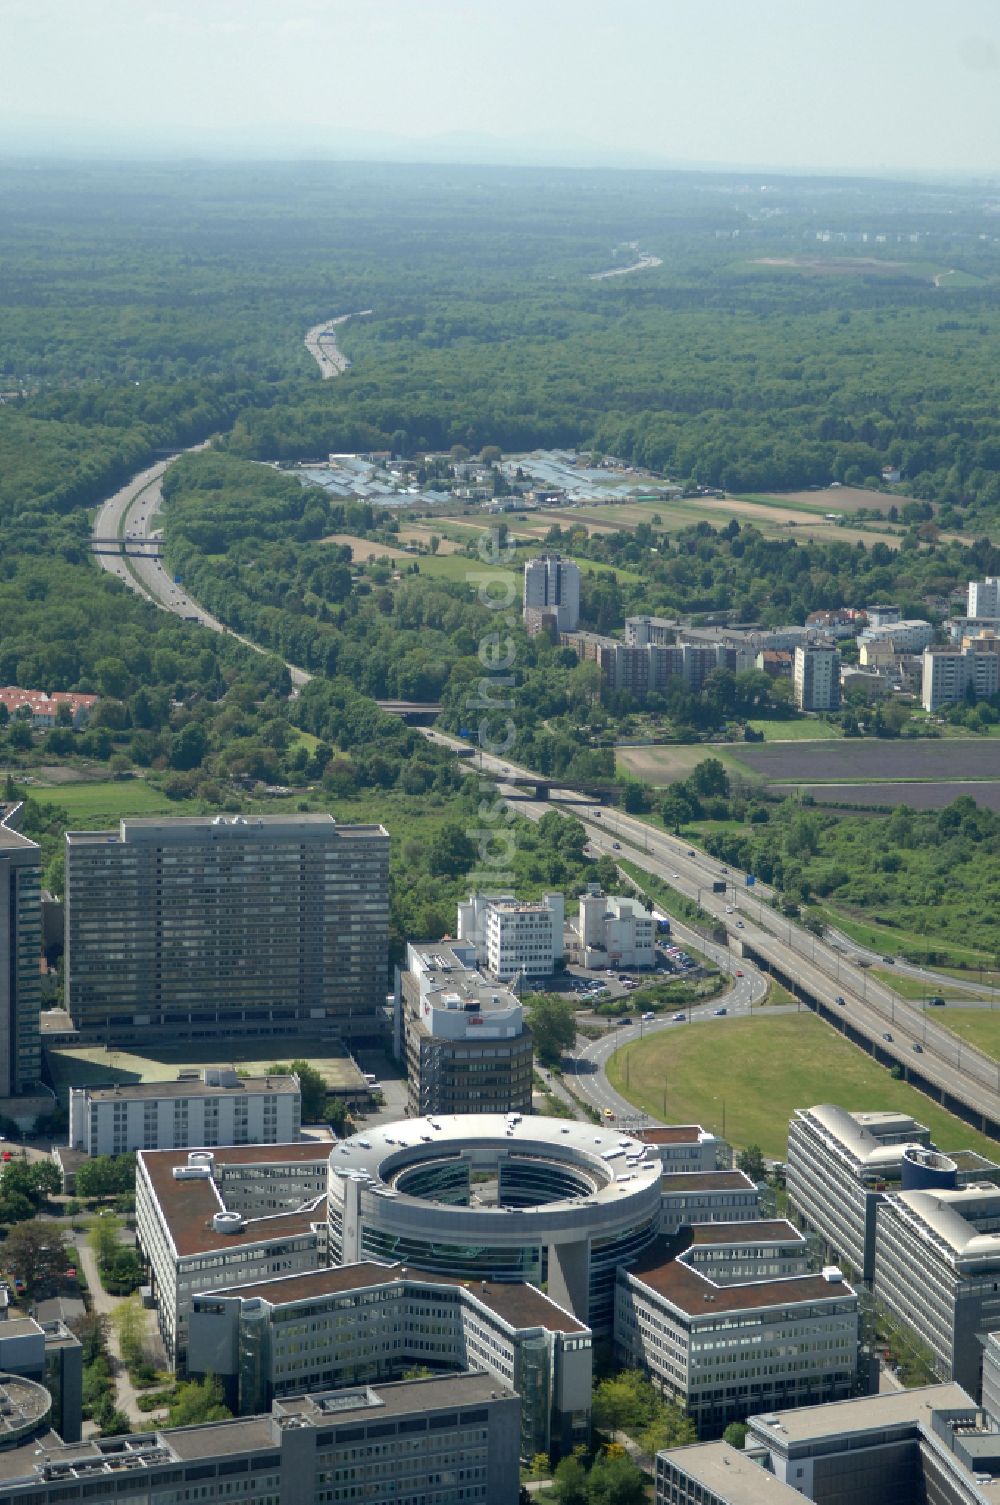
[327,1114,663,1330]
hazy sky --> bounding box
[4,0,999,173]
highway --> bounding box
[424,731,1000,1138]
[304,310,372,378]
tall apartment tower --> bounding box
[793,643,841,711]
[968,578,1000,619]
[65,814,389,1046]
[523,554,580,632]
[0,806,42,1097]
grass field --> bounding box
[26,778,196,823]
[745,719,842,742]
[605,1013,1000,1160]
[815,900,994,969]
[933,1009,1000,1061]
[616,744,754,787]
[759,980,798,1008]
[46,1038,364,1103]
[869,969,967,1001]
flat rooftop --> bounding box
[208,1262,588,1335]
[661,1170,755,1192]
[139,1143,330,1258]
[82,1074,299,1103]
[750,1382,974,1445]
[625,1235,853,1318]
[66,815,389,845]
[638,1126,710,1146]
[688,1220,800,1245]
[659,1442,804,1504]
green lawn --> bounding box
[605,1012,1000,1161]
[745,718,842,742]
[815,901,994,969]
[27,778,197,824]
[758,980,798,1008]
[869,969,967,1001]
[934,1009,1000,1062]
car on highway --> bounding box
[641,1011,655,1022]
[612,842,621,850]
[881,955,895,965]
[882,1032,893,1042]
[736,920,744,928]
[725,905,734,913]
[714,1006,727,1016]
[687,849,695,856]
[912,1043,924,1053]
[928,997,945,1006]
[835,995,846,1005]
[672,871,680,878]
[603,1108,615,1119]
[672,1011,686,1022]
[735,969,744,977]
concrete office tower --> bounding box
[396,941,533,1116]
[0,806,42,1098]
[969,577,1000,619]
[523,554,580,632]
[65,814,389,1045]
[793,643,841,711]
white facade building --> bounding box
[969,578,1000,619]
[922,645,1000,711]
[616,1221,858,1437]
[793,644,841,711]
[858,618,935,653]
[457,892,564,980]
[570,887,655,969]
[69,1069,301,1156]
[523,555,580,632]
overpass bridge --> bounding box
[375,701,442,724]
[91,536,164,558]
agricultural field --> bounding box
[605,1012,1000,1161]
[728,738,1000,785]
[616,744,751,786]
[771,781,1000,812]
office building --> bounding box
[923,645,1000,711]
[65,814,389,1044]
[793,644,841,711]
[0,1319,82,1444]
[395,942,532,1117]
[659,1170,760,1235]
[567,887,655,970]
[0,1375,520,1505]
[327,1115,663,1332]
[0,805,42,1098]
[136,1142,332,1365]
[523,555,580,632]
[456,893,564,980]
[616,1223,858,1436]
[969,578,1000,619]
[656,1383,982,1505]
[188,1262,591,1461]
[787,1105,935,1281]
[637,1125,722,1175]
[875,1184,1000,1396]
[68,1069,301,1157]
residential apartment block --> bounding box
[0,804,42,1097]
[65,814,389,1045]
[523,554,580,632]
[922,644,1000,711]
[0,1375,521,1505]
[395,941,533,1116]
[188,1262,591,1462]
[567,886,655,969]
[68,1068,301,1156]
[456,892,564,980]
[875,1184,1000,1396]
[616,1223,858,1436]
[969,578,1000,619]
[793,643,841,711]
[858,618,934,654]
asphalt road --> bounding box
[423,732,1000,1129]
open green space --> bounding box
[606,1013,1000,1160]
[25,779,199,824]
[931,1009,1000,1062]
[815,901,994,969]
[745,718,842,742]
[45,1037,362,1104]
[616,744,755,787]
[869,969,968,1002]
